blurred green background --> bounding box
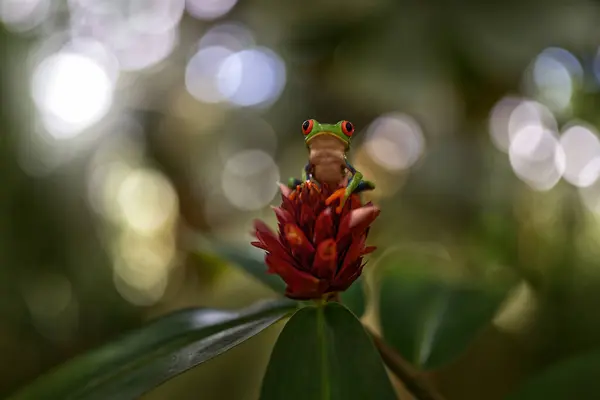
[3,0,600,399]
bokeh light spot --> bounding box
[88,161,133,224]
[489,96,523,153]
[217,115,278,161]
[185,46,234,103]
[221,149,280,210]
[0,0,50,32]
[509,125,565,191]
[116,233,175,288]
[62,38,121,84]
[115,28,178,72]
[531,50,576,112]
[538,47,583,82]
[364,113,425,172]
[31,52,114,139]
[217,47,286,107]
[508,100,557,141]
[593,47,600,85]
[186,0,238,21]
[198,22,254,51]
[128,0,185,35]
[490,98,557,154]
[68,0,179,73]
[560,124,600,188]
[113,263,168,306]
[117,169,178,234]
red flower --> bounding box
[251,182,380,300]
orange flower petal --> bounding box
[252,180,377,300]
[337,235,366,279]
[283,223,314,269]
[312,239,338,280]
[253,220,290,258]
[314,208,334,243]
[337,205,380,240]
[278,182,292,198]
[265,253,326,298]
[362,246,377,255]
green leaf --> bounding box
[197,239,287,294]
[260,302,397,400]
[505,349,600,400]
[378,257,510,370]
[9,299,297,400]
[340,276,366,318]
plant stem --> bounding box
[366,327,447,400]
[333,290,444,400]
[316,299,330,400]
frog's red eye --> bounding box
[302,119,314,135]
[341,121,354,137]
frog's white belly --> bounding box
[313,161,344,185]
[308,136,346,186]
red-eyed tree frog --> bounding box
[287,119,375,213]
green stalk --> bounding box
[316,299,331,400]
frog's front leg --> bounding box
[353,178,376,194]
[301,162,311,182]
[326,171,375,213]
[288,163,318,200]
[287,163,312,189]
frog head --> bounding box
[301,119,355,150]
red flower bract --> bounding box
[251,182,380,300]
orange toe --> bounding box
[325,188,346,206]
[289,185,300,200]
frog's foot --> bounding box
[355,180,375,194]
[287,178,302,200]
[325,188,348,214]
[287,178,302,189]
[288,185,301,200]
[304,180,320,192]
